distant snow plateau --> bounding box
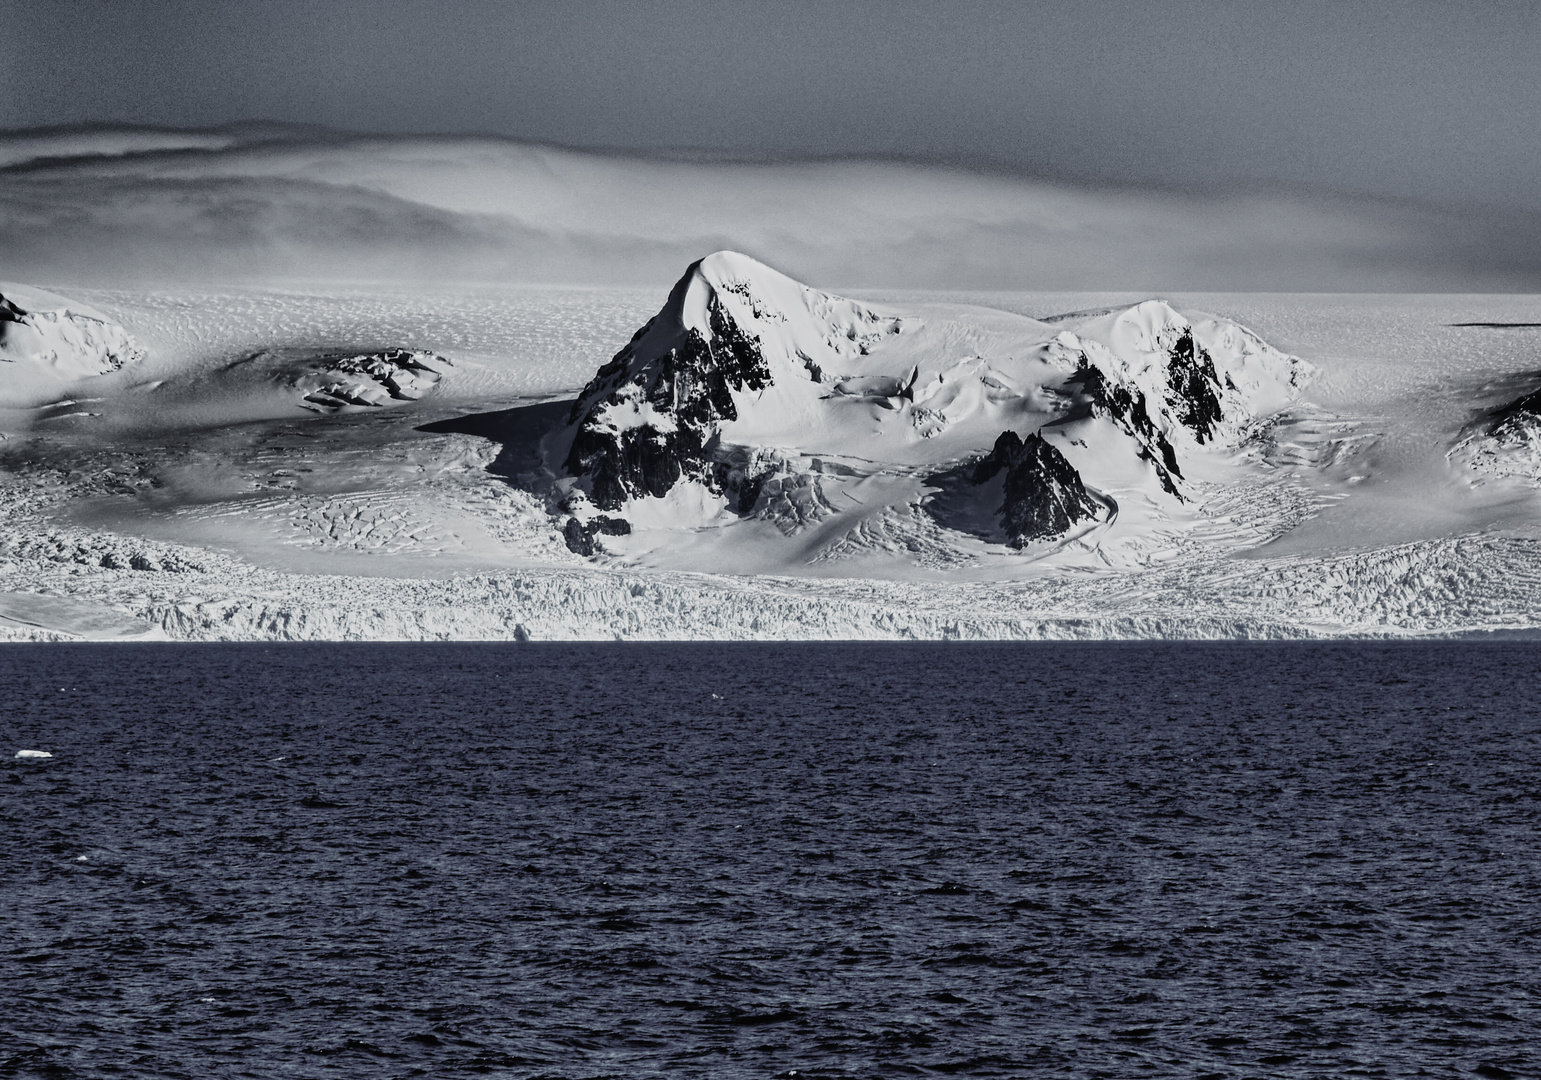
[2,255,1540,641]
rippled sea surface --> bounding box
[3,643,1539,1079]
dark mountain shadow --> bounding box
[417,399,571,482]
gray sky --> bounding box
[5,0,1540,214]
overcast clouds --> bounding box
[5,0,1540,215]
[4,129,1538,291]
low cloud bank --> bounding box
[2,125,1536,292]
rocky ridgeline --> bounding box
[1164,328,1228,442]
[553,253,1307,552]
[563,297,770,509]
[968,430,1101,546]
[1067,325,1228,500]
[557,252,906,536]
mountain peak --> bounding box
[547,254,1309,560]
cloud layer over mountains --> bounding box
[4,125,1538,292]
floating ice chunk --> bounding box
[15,749,52,759]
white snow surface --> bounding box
[0,283,147,396]
[1,262,1540,641]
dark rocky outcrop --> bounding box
[564,294,771,510]
[562,514,633,556]
[971,430,1101,546]
[0,293,25,328]
[563,518,592,556]
[565,420,692,509]
[1071,359,1184,498]
[1063,329,1230,499]
[1164,329,1225,444]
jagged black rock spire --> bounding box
[971,430,1101,546]
[1164,329,1225,444]
[564,287,771,510]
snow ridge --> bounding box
[0,287,146,380]
[561,251,898,513]
[1051,301,1313,498]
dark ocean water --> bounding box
[2,642,1539,1080]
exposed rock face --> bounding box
[564,282,772,510]
[562,515,632,556]
[971,430,1101,546]
[1066,326,1230,499]
[557,251,908,519]
[548,255,1309,560]
[1071,358,1185,497]
[1165,329,1226,443]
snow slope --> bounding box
[0,283,146,398]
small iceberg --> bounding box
[15,750,53,759]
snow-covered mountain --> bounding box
[548,251,1311,563]
[3,275,1541,641]
[0,284,146,381]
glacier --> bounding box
[2,255,1540,641]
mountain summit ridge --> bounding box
[547,251,1311,564]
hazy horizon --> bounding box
[5,1,1541,292]
[6,0,1540,214]
[3,123,1540,294]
